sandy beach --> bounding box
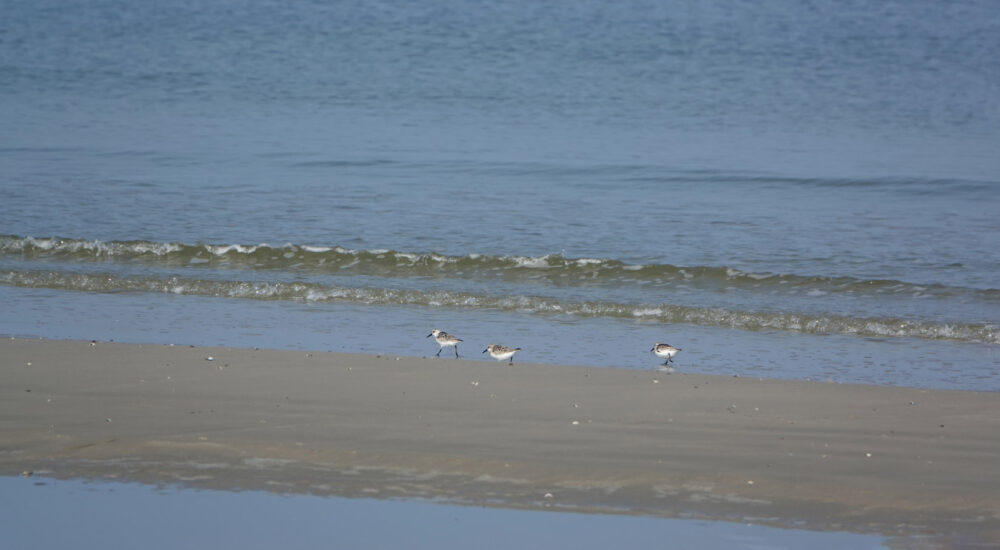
[2,338,998,544]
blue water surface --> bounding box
[0,476,888,550]
[2,0,998,390]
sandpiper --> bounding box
[427,329,463,358]
[651,342,681,365]
[483,343,521,365]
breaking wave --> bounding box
[3,235,996,301]
[2,269,996,344]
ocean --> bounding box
[2,0,998,390]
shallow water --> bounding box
[2,285,997,391]
[1,476,890,550]
[1,0,998,390]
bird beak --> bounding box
[426,333,433,338]
[650,346,655,352]
[482,348,488,354]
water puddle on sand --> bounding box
[0,476,893,550]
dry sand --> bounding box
[2,338,998,544]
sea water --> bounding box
[2,0,998,389]
[1,477,891,550]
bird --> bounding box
[427,329,463,358]
[651,342,681,365]
[483,343,521,365]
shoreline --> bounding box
[2,337,998,543]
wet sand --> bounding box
[2,338,998,543]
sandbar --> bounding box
[1,338,997,544]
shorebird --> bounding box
[427,329,463,358]
[483,343,521,365]
[651,342,681,365]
